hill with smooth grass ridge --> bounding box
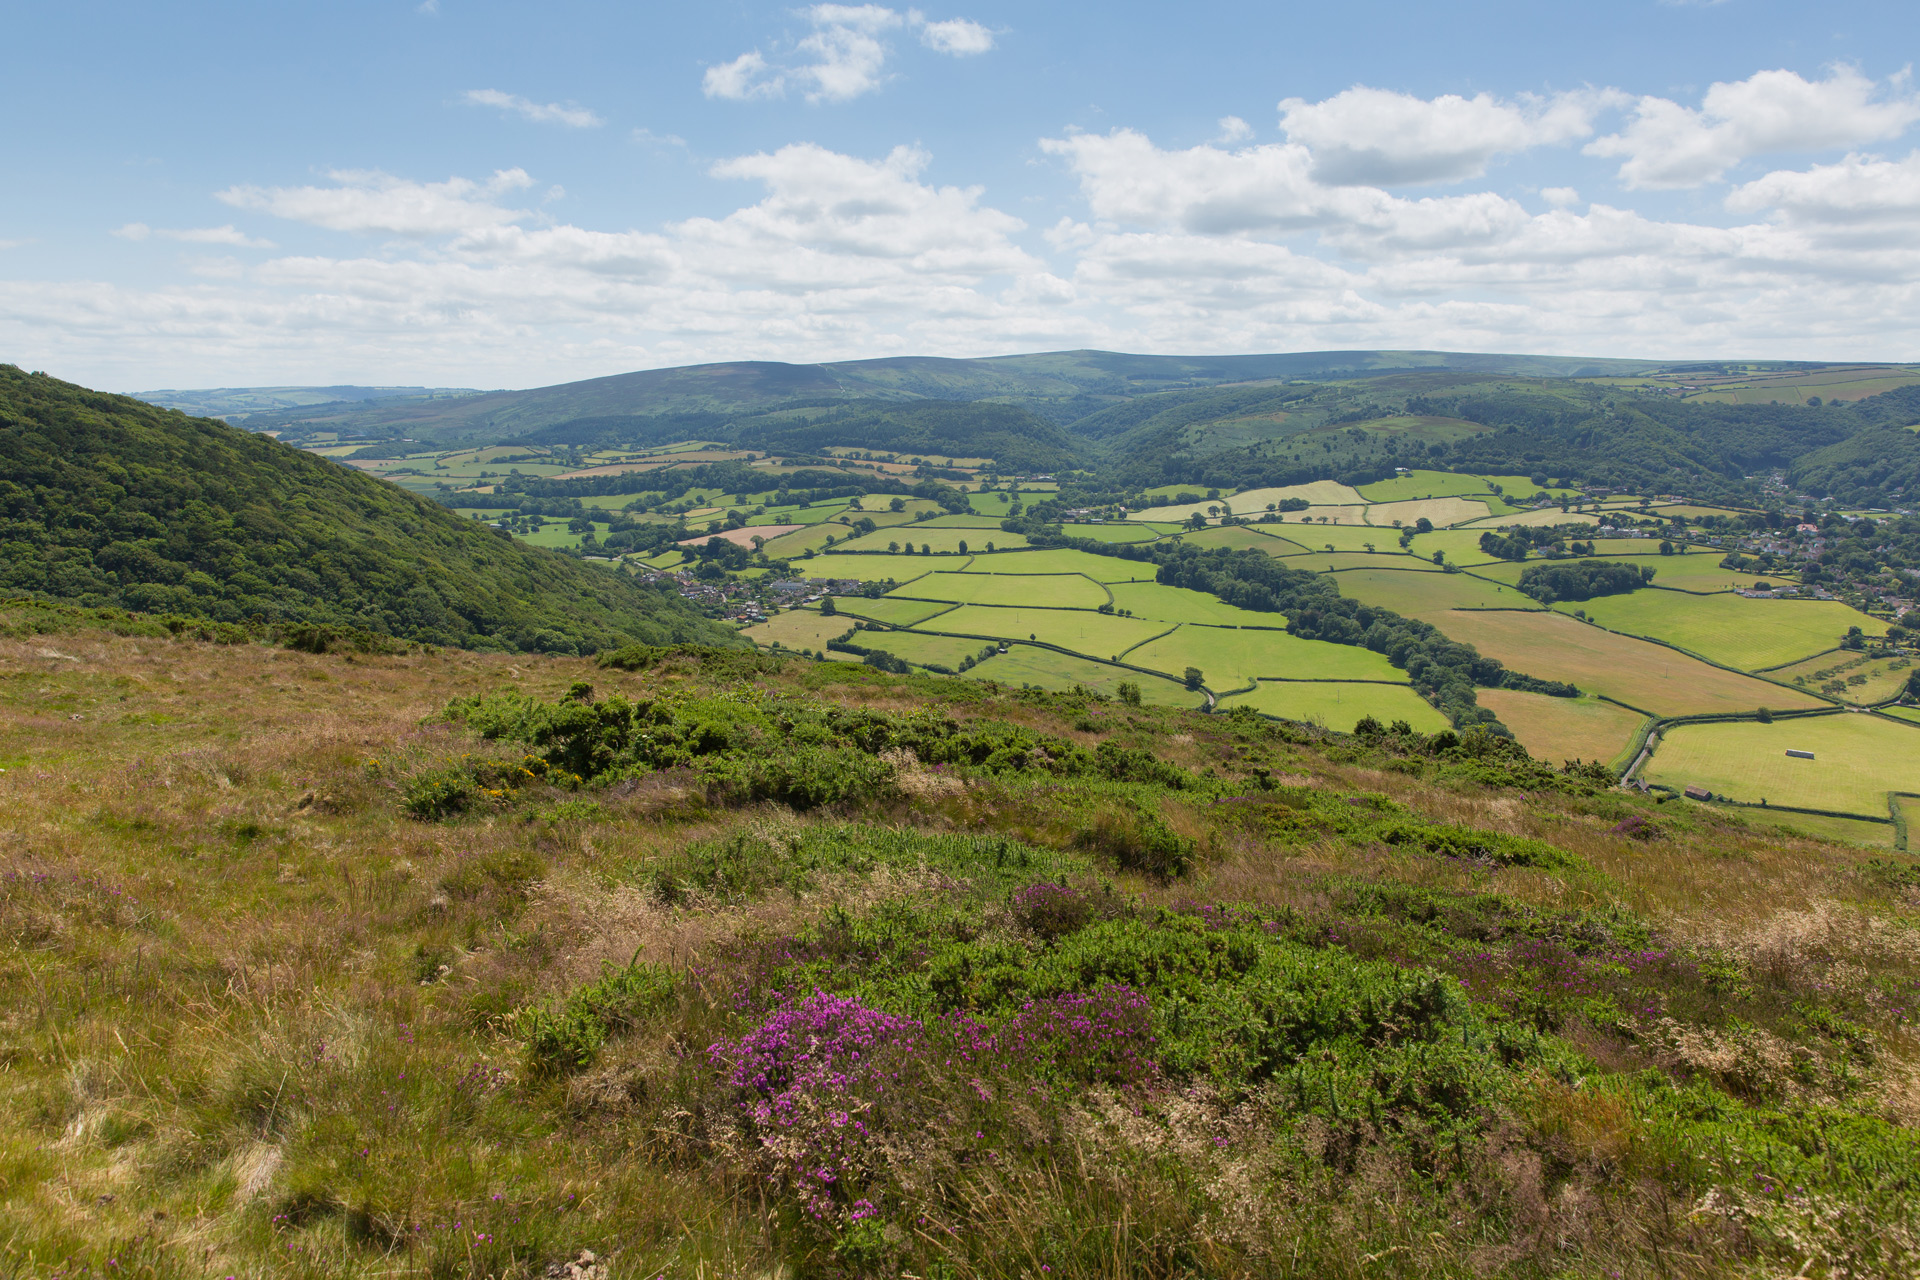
[0,366,737,654]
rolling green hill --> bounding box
[0,366,737,654]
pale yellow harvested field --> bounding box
[1130,482,1364,522]
[1363,497,1492,528]
[1477,690,1648,768]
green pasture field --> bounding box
[1362,497,1493,529]
[1476,690,1647,769]
[1562,593,1886,672]
[1433,609,1827,718]
[1402,529,1505,566]
[1768,652,1915,705]
[1582,538,1666,554]
[914,605,1171,658]
[835,528,1025,554]
[740,609,854,653]
[1754,810,1896,849]
[1279,550,1442,575]
[1355,470,1498,502]
[759,500,854,524]
[917,513,1013,528]
[1333,568,1536,620]
[965,548,1160,581]
[1261,523,1391,555]
[861,630,998,670]
[831,597,956,627]
[1180,526,1309,554]
[516,521,609,550]
[1060,523,1164,543]
[1882,706,1920,726]
[966,490,1046,515]
[1106,582,1287,627]
[891,572,1110,610]
[1127,625,1402,687]
[1130,481,1366,522]
[1219,681,1449,734]
[1472,553,1741,593]
[638,550,684,569]
[1478,475,1579,500]
[1645,714,1920,816]
[963,648,1197,706]
[810,553,954,582]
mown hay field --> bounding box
[1128,624,1403,686]
[738,609,853,651]
[892,572,1109,610]
[1106,581,1285,626]
[1332,568,1536,620]
[1362,496,1492,528]
[919,512,1016,527]
[1644,714,1920,815]
[810,552,959,581]
[1477,689,1649,768]
[1462,508,1603,529]
[1219,680,1449,733]
[912,604,1170,656]
[1356,469,1499,501]
[1129,481,1365,521]
[1564,592,1886,671]
[834,527,1023,554]
[961,647,1196,704]
[1433,608,1827,716]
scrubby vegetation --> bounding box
[4,601,1919,1279]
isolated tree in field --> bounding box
[888,541,900,554]
[820,597,837,616]
[957,540,969,554]
[1433,550,1446,565]
[1116,681,1142,706]
[1183,666,1204,691]
[890,498,905,512]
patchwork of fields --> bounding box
[723,476,1912,812]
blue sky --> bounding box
[4,0,1918,389]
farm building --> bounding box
[1683,785,1711,800]
[1786,749,1816,759]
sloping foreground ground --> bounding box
[4,603,1920,1280]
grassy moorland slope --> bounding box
[2,599,1917,1279]
[0,367,735,655]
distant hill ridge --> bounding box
[206,348,1668,448]
[0,366,734,655]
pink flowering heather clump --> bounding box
[708,986,1157,1222]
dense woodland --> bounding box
[0,367,734,654]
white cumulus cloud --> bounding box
[462,89,604,128]
[217,169,535,237]
[1586,66,1920,188]
[919,16,994,55]
[1279,86,1623,186]
[704,6,993,103]
[113,222,275,248]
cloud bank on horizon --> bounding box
[4,1,1920,389]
